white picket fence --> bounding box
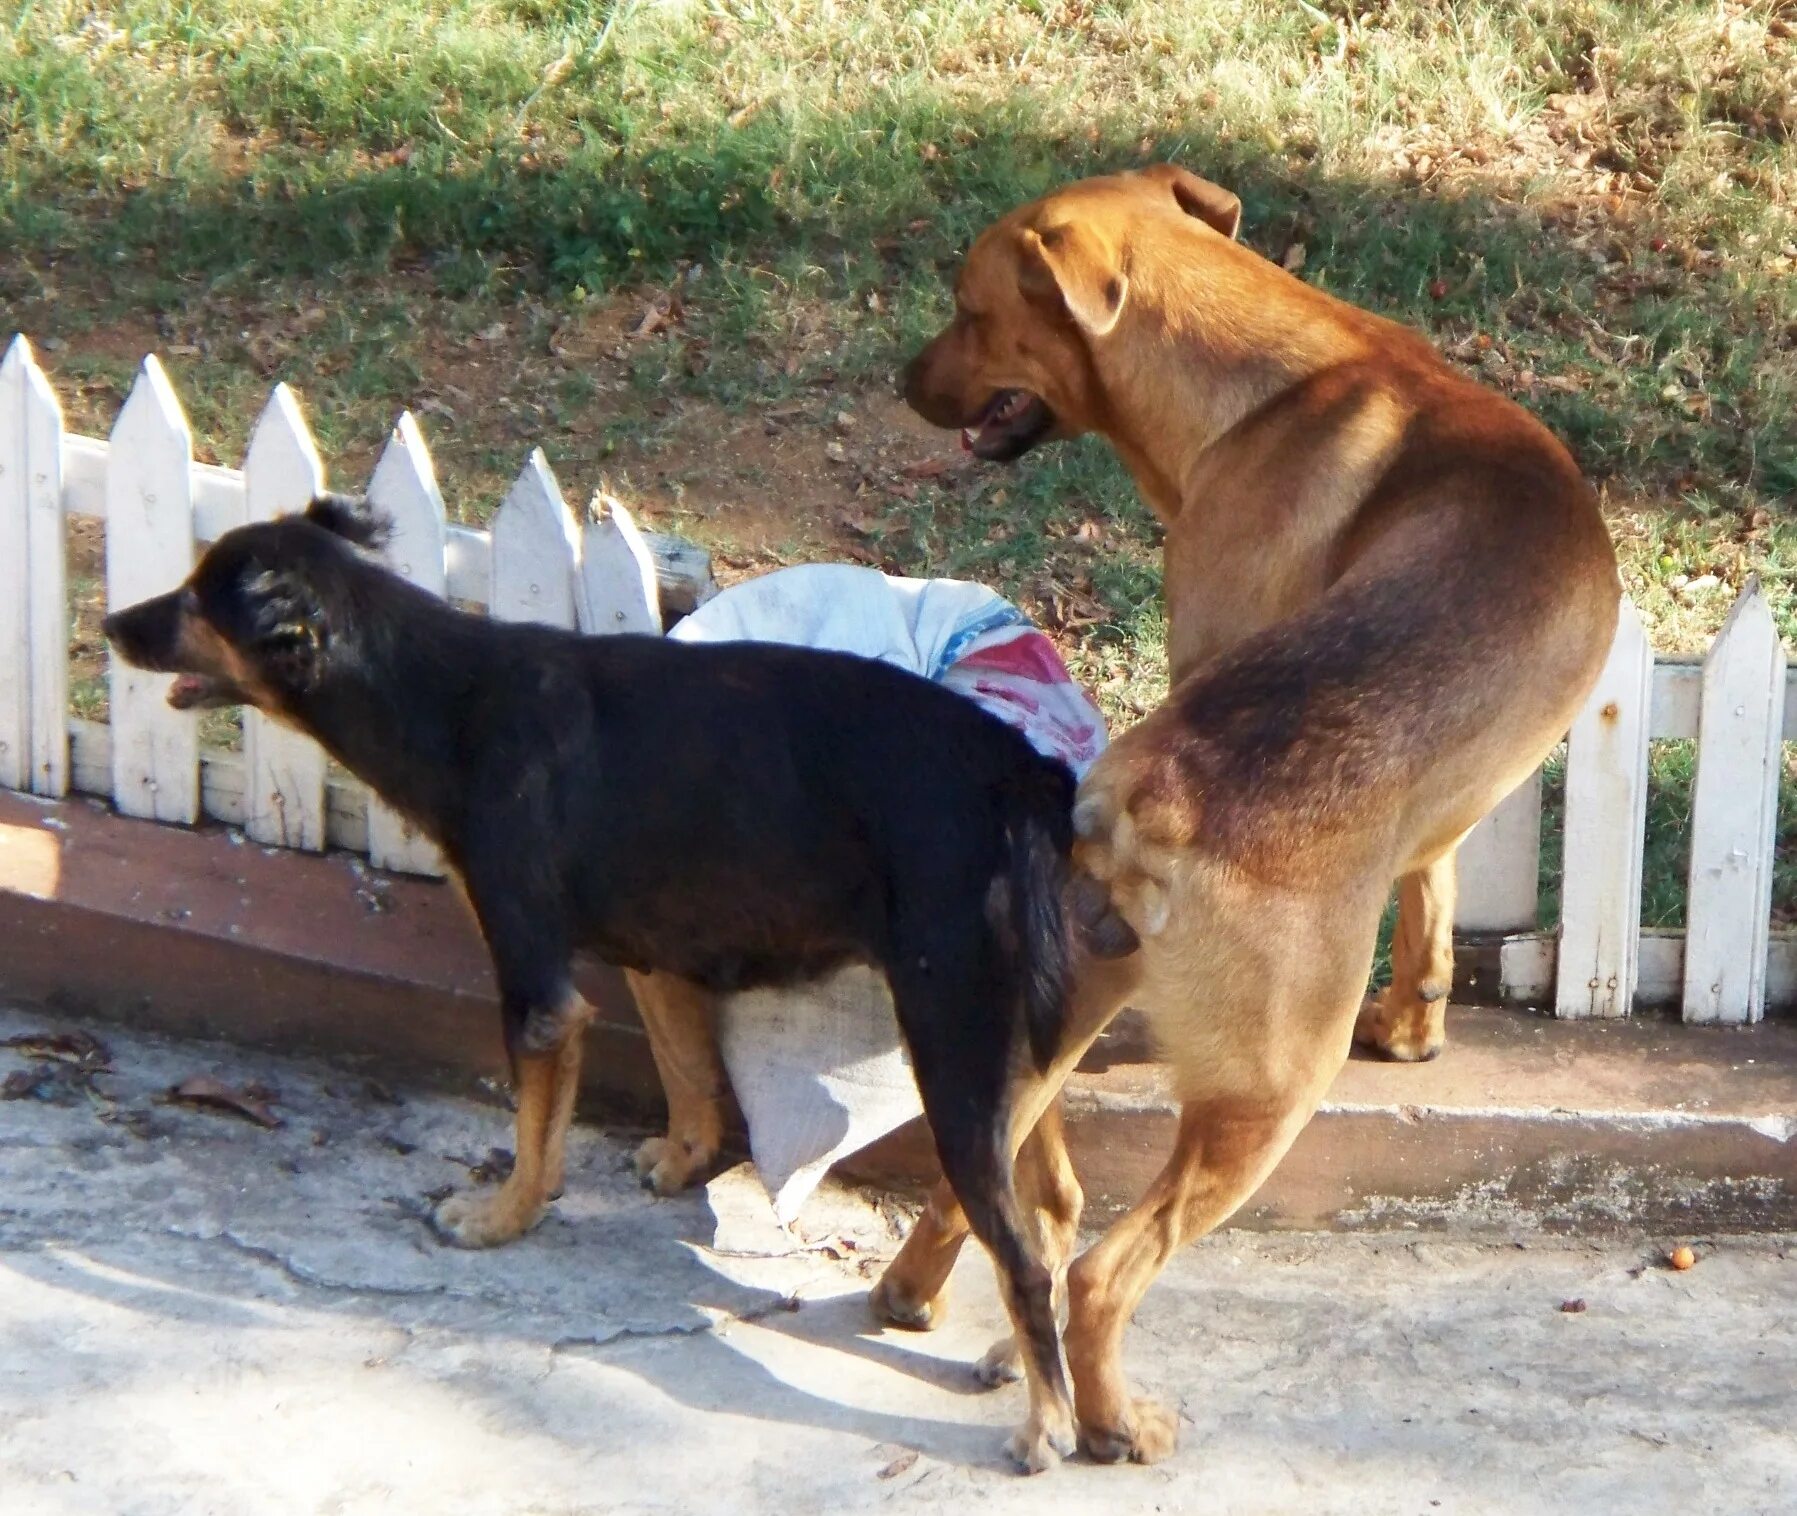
[0,334,710,877]
[1,335,1790,1025]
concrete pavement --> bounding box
[2,1002,1794,1515]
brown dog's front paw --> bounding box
[1081,1397,1179,1465]
[1004,1410,1076,1475]
[1354,991,1447,1063]
[974,1334,1024,1388]
[431,1186,543,1249]
[869,1271,947,1332]
[631,1135,714,1195]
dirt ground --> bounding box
[45,286,1014,726]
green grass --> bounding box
[5,2,1793,523]
[4,0,1795,925]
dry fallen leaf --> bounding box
[901,456,951,480]
[3,1030,112,1070]
[446,1147,514,1183]
[165,1075,283,1129]
[1560,1298,1588,1314]
[877,1450,919,1480]
[2,1068,60,1102]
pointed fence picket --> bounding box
[579,494,662,635]
[491,450,582,632]
[0,337,68,796]
[106,359,199,825]
[243,385,329,852]
[364,413,449,876]
[1,332,1793,1026]
[1683,579,1786,1024]
[1555,600,1654,1019]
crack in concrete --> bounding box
[168,1226,454,1301]
[550,1294,804,1356]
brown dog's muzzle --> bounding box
[899,340,960,428]
[902,332,1056,464]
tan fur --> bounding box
[893,165,1621,1464]
[624,969,731,1195]
[434,992,592,1247]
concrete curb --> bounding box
[4,789,1794,1231]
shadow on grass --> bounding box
[8,95,1792,504]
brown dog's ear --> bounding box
[1020,222,1129,337]
[1139,164,1242,241]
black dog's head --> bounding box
[103,493,389,715]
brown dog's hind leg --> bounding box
[1356,852,1456,1062]
[626,969,729,1195]
[1066,1092,1317,1464]
[870,1177,969,1331]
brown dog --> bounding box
[874,164,1620,1464]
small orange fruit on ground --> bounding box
[1669,1245,1697,1271]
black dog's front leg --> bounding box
[432,864,593,1249]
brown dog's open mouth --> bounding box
[962,389,1054,462]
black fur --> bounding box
[103,496,1079,1409]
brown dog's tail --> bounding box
[1068,872,1141,960]
[1001,769,1077,1072]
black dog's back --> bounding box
[448,624,1075,1037]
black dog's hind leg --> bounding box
[874,951,1140,1393]
[973,1100,1085,1386]
[885,952,1076,1474]
[434,870,593,1248]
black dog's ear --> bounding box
[304,492,391,550]
[244,568,330,693]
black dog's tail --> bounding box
[1001,766,1076,1072]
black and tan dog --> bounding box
[874,165,1622,1463]
[102,493,1088,1470]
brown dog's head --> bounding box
[102,494,388,715]
[901,165,1241,461]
